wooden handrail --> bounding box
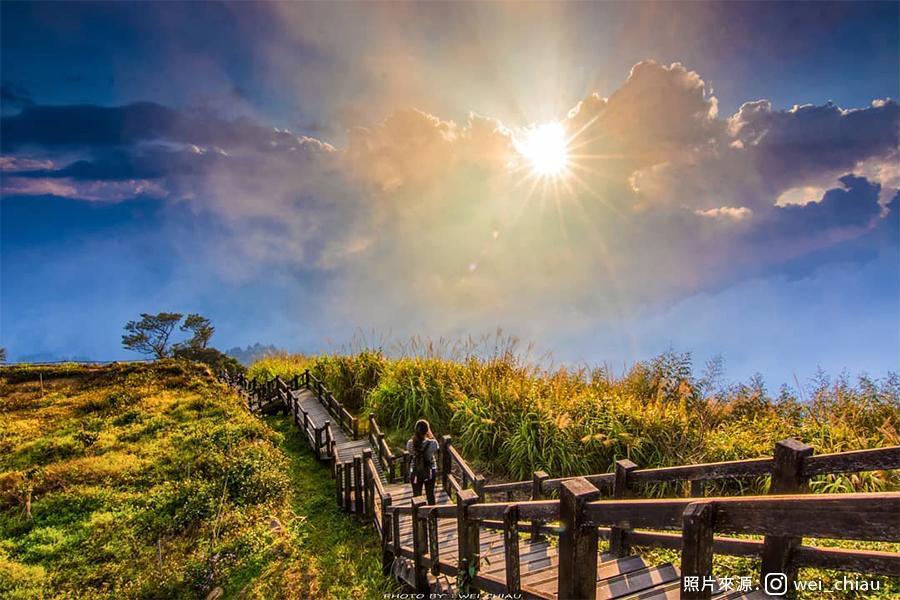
[223,372,900,599]
[802,446,900,476]
[447,445,478,484]
[468,500,559,521]
[483,444,900,498]
[367,455,387,501]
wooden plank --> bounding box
[484,480,534,494]
[468,500,559,521]
[584,498,693,530]
[715,494,900,541]
[596,564,680,600]
[527,555,647,592]
[628,458,773,484]
[802,446,900,477]
[481,541,555,576]
[448,445,478,482]
[623,530,764,557]
[792,545,900,576]
[618,580,682,599]
[544,472,616,492]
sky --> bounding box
[1,1,898,387]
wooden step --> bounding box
[595,563,680,600]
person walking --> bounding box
[407,419,439,505]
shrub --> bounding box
[249,347,899,491]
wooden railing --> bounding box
[385,440,899,599]
[222,369,899,599]
[297,370,359,440]
[440,435,485,502]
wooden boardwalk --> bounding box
[227,371,900,600]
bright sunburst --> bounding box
[516,122,569,177]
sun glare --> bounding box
[516,122,569,178]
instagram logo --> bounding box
[764,572,789,596]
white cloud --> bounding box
[695,206,753,221]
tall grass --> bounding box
[248,343,899,492]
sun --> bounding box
[515,122,569,177]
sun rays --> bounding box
[515,122,570,177]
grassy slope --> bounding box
[0,362,395,599]
[256,415,399,599]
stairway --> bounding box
[231,373,790,600]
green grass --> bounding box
[249,348,900,493]
[0,362,397,599]
[256,415,400,599]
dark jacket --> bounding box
[406,437,439,480]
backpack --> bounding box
[410,440,434,483]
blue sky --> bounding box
[1,1,898,387]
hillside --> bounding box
[0,362,394,599]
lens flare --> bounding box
[516,122,569,177]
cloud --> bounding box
[0,102,335,155]
[566,61,722,168]
[695,206,753,221]
[630,97,899,215]
[1,61,896,344]
[0,176,167,202]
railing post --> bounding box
[315,424,324,460]
[343,461,353,512]
[428,508,440,576]
[456,489,480,584]
[681,501,715,600]
[335,462,344,508]
[473,474,486,503]
[392,504,402,557]
[531,470,549,542]
[558,477,600,600]
[401,450,410,483]
[687,479,704,498]
[761,439,813,595]
[354,455,364,517]
[381,497,394,576]
[363,450,375,518]
[411,497,429,593]
[440,435,452,494]
[610,458,637,557]
[352,416,359,440]
[503,504,521,594]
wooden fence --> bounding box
[223,369,900,600]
